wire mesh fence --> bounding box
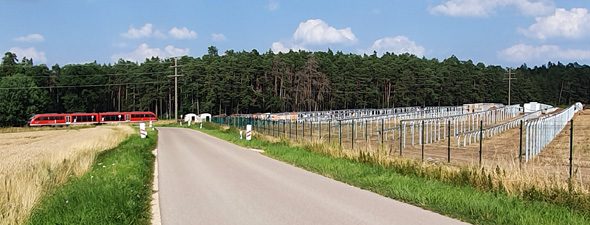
[211,106,590,189]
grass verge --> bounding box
[26,129,157,225]
[0,126,134,225]
[185,122,590,225]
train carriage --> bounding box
[29,113,99,126]
[127,112,158,122]
[28,114,67,126]
[29,111,157,126]
[100,112,128,123]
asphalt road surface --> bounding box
[157,127,469,225]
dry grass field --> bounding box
[0,125,134,225]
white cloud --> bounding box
[293,19,357,45]
[363,36,425,57]
[111,43,189,62]
[14,34,45,43]
[154,30,167,39]
[211,33,227,41]
[429,0,555,17]
[9,47,47,63]
[270,19,356,53]
[519,8,590,40]
[168,27,197,40]
[121,23,165,39]
[267,0,279,11]
[499,44,590,62]
[271,42,306,53]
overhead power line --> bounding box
[2,71,173,78]
[0,81,178,90]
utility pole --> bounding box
[505,68,516,105]
[168,57,184,122]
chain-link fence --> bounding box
[211,105,590,189]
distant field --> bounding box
[0,125,94,133]
[0,125,134,225]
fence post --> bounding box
[479,120,483,166]
[352,119,355,149]
[339,120,342,147]
[311,121,313,141]
[329,120,331,144]
[448,120,451,163]
[399,123,403,156]
[381,119,385,147]
[421,120,424,162]
[570,119,574,178]
[519,120,523,170]
[289,121,292,139]
[295,120,298,140]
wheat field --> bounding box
[0,125,134,225]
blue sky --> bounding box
[2,0,590,67]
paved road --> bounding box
[157,127,469,225]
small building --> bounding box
[184,113,212,122]
[463,103,504,113]
[184,113,198,122]
[524,102,553,113]
[199,113,211,122]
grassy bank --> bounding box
[26,129,157,224]
[187,122,590,225]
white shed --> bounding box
[199,113,212,122]
[184,113,198,122]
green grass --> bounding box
[188,122,590,225]
[26,129,157,225]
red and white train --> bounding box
[28,111,157,126]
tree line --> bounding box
[1,47,589,126]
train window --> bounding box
[102,115,123,121]
[74,116,95,122]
